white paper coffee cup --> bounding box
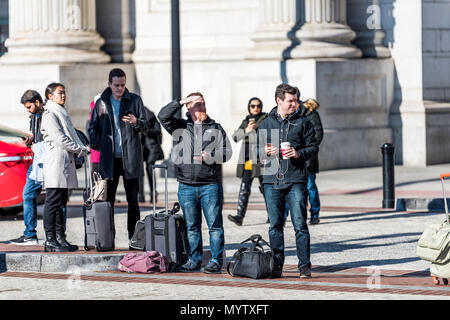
[281,142,291,159]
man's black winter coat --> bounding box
[258,106,318,186]
[158,100,232,186]
[299,106,323,174]
[88,87,148,180]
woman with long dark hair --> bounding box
[40,83,89,252]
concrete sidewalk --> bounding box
[1,163,450,299]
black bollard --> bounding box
[381,143,395,208]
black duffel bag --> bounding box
[227,234,282,279]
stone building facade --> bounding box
[0,0,449,173]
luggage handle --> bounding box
[440,173,450,224]
[440,173,450,180]
[154,202,180,218]
[152,164,169,216]
[83,152,93,203]
[238,234,271,253]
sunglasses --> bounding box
[249,104,261,108]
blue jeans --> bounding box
[177,182,225,266]
[23,166,67,238]
[307,174,320,217]
[23,166,42,238]
[283,174,321,219]
[264,183,311,270]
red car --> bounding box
[0,126,33,208]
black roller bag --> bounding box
[82,154,115,251]
[144,164,189,271]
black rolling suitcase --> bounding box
[144,164,189,270]
[82,154,115,251]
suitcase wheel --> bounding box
[432,276,440,285]
[168,262,177,273]
[443,278,449,285]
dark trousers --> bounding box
[43,188,68,238]
[138,160,155,201]
[91,162,100,183]
[237,170,264,217]
[107,158,140,239]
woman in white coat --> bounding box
[40,83,89,252]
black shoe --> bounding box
[227,214,243,226]
[9,235,39,246]
[56,234,78,252]
[309,216,320,225]
[299,266,312,278]
[204,259,222,274]
[178,260,201,272]
[44,239,66,252]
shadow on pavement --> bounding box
[306,210,443,225]
[342,177,439,195]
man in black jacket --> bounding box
[258,84,318,278]
[88,68,148,240]
[158,92,232,274]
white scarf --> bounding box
[44,100,86,148]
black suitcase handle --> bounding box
[152,164,169,215]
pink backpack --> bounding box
[118,251,168,273]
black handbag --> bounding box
[227,234,282,279]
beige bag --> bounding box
[430,261,450,279]
[87,172,107,205]
[416,172,450,264]
[416,221,450,264]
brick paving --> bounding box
[0,264,448,297]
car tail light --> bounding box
[0,152,33,167]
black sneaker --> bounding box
[178,260,201,272]
[309,216,320,225]
[227,214,243,226]
[299,266,312,278]
[204,259,222,274]
[9,235,39,246]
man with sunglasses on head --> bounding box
[158,92,232,274]
[10,90,67,245]
[228,97,268,226]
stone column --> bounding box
[1,0,110,64]
[96,0,135,63]
[246,0,297,60]
[290,0,362,59]
[347,0,390,58]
